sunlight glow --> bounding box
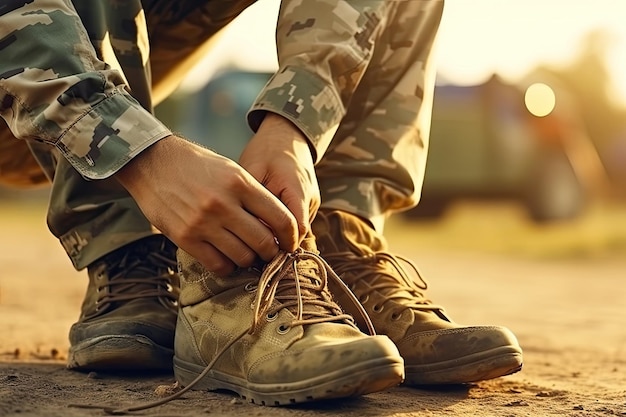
[525,83,556,117]
[434,0,626,106]
[179,0,626,107]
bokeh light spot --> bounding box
[525,83,557,117]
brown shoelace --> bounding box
[69,249,374,415]
[323,249,444,317]
[88,250,178,317]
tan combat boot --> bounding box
[173,238,404,405]
[312,209,523,385]
[68,235,179,371]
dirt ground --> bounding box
[1,198,625,417]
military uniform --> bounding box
[0,0,441,268]
[0,0,523,393]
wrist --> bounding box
[116,135,174,190]
[258,113,315,159]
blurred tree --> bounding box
[536,29,626,186]
[539,30,626,160]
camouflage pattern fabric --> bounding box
[315,1,444,231]
[0,0,171,180]
[0,0,443,268]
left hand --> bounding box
[239,113,320,246]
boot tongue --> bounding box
[271,235,342,323]
[299,234,318,253]
[280,253,338,321]
[336,211,385,253]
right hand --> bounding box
[115,135,299,275]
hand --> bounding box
[239,113,320,245]
[115,135,299,275]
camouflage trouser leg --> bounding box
[0,125,157,270]
[316,0,444,232]
[42,153,158,271]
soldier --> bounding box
[0,0,522,405]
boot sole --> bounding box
[173,355,404,405]
[68,335,173,372]
[404,346,523,385]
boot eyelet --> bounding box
[277,324,290,334]
[358,295,369,304]
[266,312,278,322]
[244,282,258,292]
[372,304,384,313]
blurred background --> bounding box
[2,0,626,260]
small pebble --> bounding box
[154,381,179,397]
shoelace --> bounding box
[88,251,178,317]
[249,249,372,334]
[69,249,374,415]
[323,249,444,316]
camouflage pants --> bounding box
[0,0,443,270]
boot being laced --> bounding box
[68,235,179,371]
[171,244,403,406]
[313,209,523,385]
[70,247,400,413]
[248,249,373,335]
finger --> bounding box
[210,227,266,268]
[182,239,236,276]
[309,197,320,223]
[242,185,299,253]
[229,214,281,262]
[281,192,310,243]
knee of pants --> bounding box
[0,127,49,188]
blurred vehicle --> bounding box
[157,70,597,223]
[412,74,589,222]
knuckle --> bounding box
[224,172,247,191]
[198,194,227,214]
[257,233,280,260]
[176,220,199,241]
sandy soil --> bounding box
[1,199,625,416]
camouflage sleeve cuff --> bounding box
[57,91,172,180]
[247,66,343,163]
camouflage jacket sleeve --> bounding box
[247,0,387,163]
[0,1,171,180]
